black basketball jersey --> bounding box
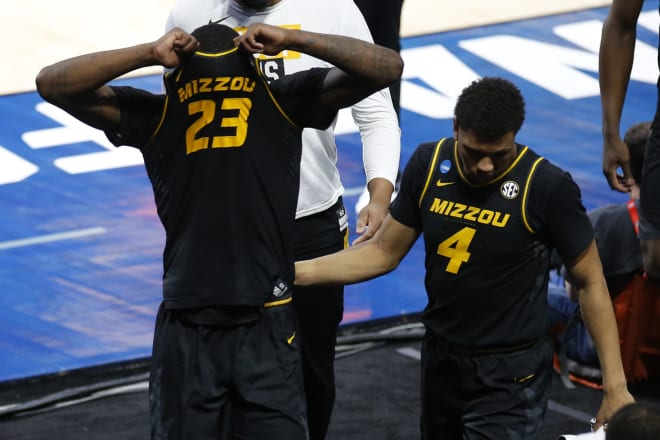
[106,46,333,309]
[390,138,594,347]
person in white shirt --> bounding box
[166,1,401,439]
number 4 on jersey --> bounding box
[436,227,476,274]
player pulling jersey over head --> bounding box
[35,22,402,439]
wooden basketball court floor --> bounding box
[2,0,659,420]
[6,0,612,95]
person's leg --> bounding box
[233,302,308,440]
[546,282,576,329]
[149,303,170,440]
[546,286,600,367]
[639,109,660,282]
[293,198,347,440]
[463,338,554,439]
[420,333,465,439]
[149,305,234,440]
[566,320,599,368]
[640,239,660,282]
[292,283,343,439]
[422,335,553,439]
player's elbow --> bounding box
[389,54,404,83]
[382,260,400,277]
[380,53,404,89]
[35,66,62,105]
[603,11,638,36]
[378,249,403,276]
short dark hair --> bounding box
[454,77,525,143]
[606,402,660,440]
[191,23,239,52]
[623,121,651,183]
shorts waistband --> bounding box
[264,296,293,308]
[442,338,539,356]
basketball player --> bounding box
[296,77,635,438]
[35,22,402,439]
[165,2,402,437]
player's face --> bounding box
[454,127,517,185]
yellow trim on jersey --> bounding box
[418,138,447,207]
[195,47,240,58]
[521,156,545,234]
[174,67,184,83]
[256,60,300,129]
[454,143,530,187]
[264,296,293,308]
[174,48,298,130]
[343,227,349,249]
[141,72,172,151]
[145,94,170,148]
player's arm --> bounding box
[295,213,418,286]
[35,27,199,131]
[351,81,400,245]
[234,23,403,111]
[353,177,396,245]
[564,241,635,430]
[599,0,644,191]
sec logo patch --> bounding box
[500,180,519,199]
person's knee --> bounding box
[641,239,660,282]
[644,262,660,283]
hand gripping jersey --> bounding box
[106,45,332,309]
[390,138,595,348]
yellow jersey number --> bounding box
[186,97,252,154]
[436,226,476,274]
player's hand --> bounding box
[234,23,288,55]
[592,388,635,431]
[353,178,395,245]
[153,28,199,68]
[602,137,634,193]
[353,199,389,245]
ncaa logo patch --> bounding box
[500,181,519,199]
[439,159,451,174]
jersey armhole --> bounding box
[521,156,546,234]
[417,138,447,207]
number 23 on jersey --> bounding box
[186,97,253,154]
